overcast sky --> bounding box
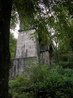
[10,23,20,39]
[10,11,20,39]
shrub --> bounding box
[9,76,31,98]
[9,64,73,98]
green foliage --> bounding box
[9,76,31,98]
[46,4,73,66]
[35,20,49,46]
[14,0,38,30]
[9,33,16,59]
[9,3,73,98]
[10,5,18,29]
[9,64,73,98]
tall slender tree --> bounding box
[0,0,12,97]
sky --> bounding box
[10,23,19,39]
[10,11,20,39]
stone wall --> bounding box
[40,51,50,65]
[15,30,38,58]
[10,29,38,78]
[10,29,51,78]
[10,57,38,78]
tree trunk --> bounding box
[0,0,12,97]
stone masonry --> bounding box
[15,29,38,58]
[10,30,38,78]
[10,29,50,78]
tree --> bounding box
[0,0,12,97]
[0,0,39,97]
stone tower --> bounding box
[10,29,50,78]
[10,29,38,78]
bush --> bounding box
[9,76,31,98]
[9,64,73,98]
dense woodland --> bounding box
[0,0,73,98]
